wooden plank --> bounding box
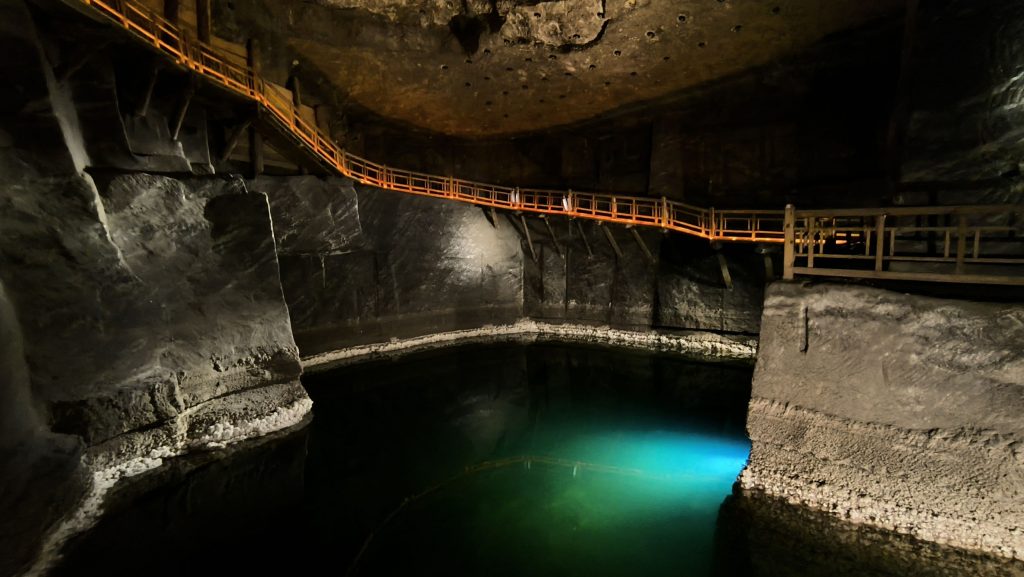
[956,215,967,274]
[220,118,250,162]
[807,217,816,268]
[630,227,655,264]
[783,204,795,279]
[717,252,733,290]
[576,220,593,257]
[600,224,623,259]
[791,267,1024,286]
[875,214,886,272]
[520,215,537,263]
[796,205,1019,218]
[542,216,562,258]
[797,253,1024,265]
[170,79,195,140]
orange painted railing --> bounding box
[72,0,1024,285]
[76,0,786,243]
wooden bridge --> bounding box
[67,0,1024,286]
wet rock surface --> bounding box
[715,492,1024,577]
[741,282,1024,560]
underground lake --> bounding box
[51,344,1023,577]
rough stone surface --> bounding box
[0,7,314,569]
[715,493,1024,576]
[214,0,902,137]
[902,0,1024,184]
[263,175,525,355]
[1,169,306,444]
[740,282,1024,560]
[266,181,766,358]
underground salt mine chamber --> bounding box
[2,0,1024,575]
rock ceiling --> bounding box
[260,0,904,137]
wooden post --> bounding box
[170,79,195,141]
[520,215,538,263]
[783,204,795,280]
[601,224,623,259]
[630,227,656,265]
[289,75,302,108]
[247,38,261,83]
[875,214,886,272]
[807,216,816,269]
[220,119,251,162]
[955,214,967,274]
[717,252,733,290]
[542,216,563,258]
[249,128,263,177]
[196,0,211,43]
[763,253,774,281]
[576,220,593,257]
[136,65,160,117]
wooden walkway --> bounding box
[69,0,1024,285]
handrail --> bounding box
[72,0,1024,285]
[76,0,786,243]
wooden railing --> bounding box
[74,0,786,243]
[73,0,1024,285]
[782,204,1024,285]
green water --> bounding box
[55,343,1024,577]
[303,343,752,577]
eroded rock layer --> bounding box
[740,283,1024,560]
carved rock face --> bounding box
[225,0,904,137]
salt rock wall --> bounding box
[740,283,1024,560]
[0,0,310,572]
[902,0,1024,184]
[0,161,311,454]
[266,173,766,359]
[523,228,765,333]
[263,176,525,356]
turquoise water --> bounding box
[56,343,755,576]
[305,343,753,576]
[55,343,1024,576]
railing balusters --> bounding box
[80,0,1023,285]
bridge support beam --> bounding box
[600,224,623,259]
[716,250,733,290]
[220,118,251,163]
[542,216,562,258]
[575,220,592,257]
[170,78,195,141]
[629,227,655,265]
[783,204,795,280]
[518,214,538,263]
[56,40,112,84]
[135,64,160,117]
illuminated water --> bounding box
[306,343,753,577]
[55,344,1016,576]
